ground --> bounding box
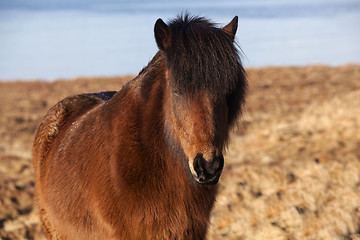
[0,65,359,239]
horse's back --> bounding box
[32,91,117,175]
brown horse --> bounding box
[32,15,247,240]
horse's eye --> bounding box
[172,90,181,97]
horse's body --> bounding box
[33,15,247,240]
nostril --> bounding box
[206,157,223,174]
[193,155,203,179]
[213,152,224,171]
[193,154,204,174]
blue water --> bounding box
[0,0,360,81]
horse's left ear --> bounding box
[154,18,171,51]
[222,16,238,40]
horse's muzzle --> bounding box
[193,152,224,185]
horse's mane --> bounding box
[165,14,246,97]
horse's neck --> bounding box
[137,54,168,148]
[111,55,171,182]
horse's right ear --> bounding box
[154,18,171,51]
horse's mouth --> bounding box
[193,172,222,185]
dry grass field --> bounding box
[1,65,360,239]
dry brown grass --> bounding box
[1,65,359,239]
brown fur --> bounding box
[32,15,247,240]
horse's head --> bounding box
[155,15,247,185]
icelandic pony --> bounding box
[32,15,247,240]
